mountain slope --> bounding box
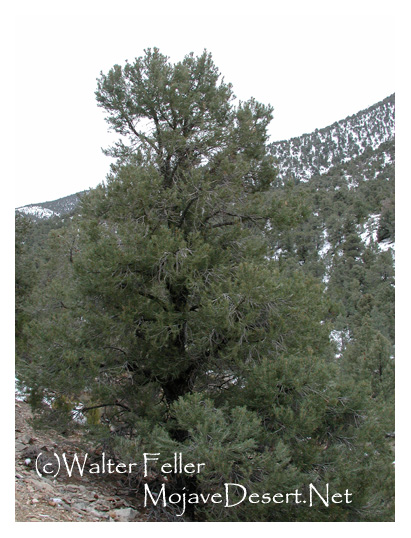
[16,191,87,222]
[16,95,395,221]
[269,94,394,182]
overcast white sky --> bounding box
[11,0,397,207]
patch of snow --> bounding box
[71,404,87,425]
[15,378,29,401]
[358,214,395,253]
[272,247,284,261]
[379,239,395,252]
[318,229,331,259]
[359,214,380,246]
[17,205,59,219]
[331,130,339,145]
[345,174,358,190]
[43,395,55,406]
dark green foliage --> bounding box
[15,213,36,349]
[16,50,394,522]
[15,213,33,309]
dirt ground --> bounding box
[15,399,149,522]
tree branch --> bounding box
[79,401,131,413]
[178,195,199,227]
[211,220,236,228]
[103,346,128,355]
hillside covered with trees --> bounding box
[15,50,394,522]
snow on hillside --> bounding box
[318,229,332,259]
[358,214,395,253]
[270,95,395,182]
[17,205,59,219]
[16,191,86,221]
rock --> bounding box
[72,501,90,512]
[40,477,55,486]
[110,507,138,522]
[65,484,81,493]
[26,478,55,495]
[95,502,110,511]
[22,446,41,459]
[14,397,149,522]
[86,508,105,519]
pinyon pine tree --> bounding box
[20,49,394,521]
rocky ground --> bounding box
[15,399,149,522]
